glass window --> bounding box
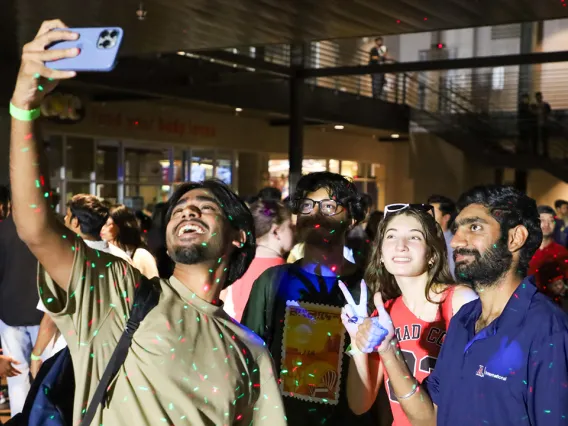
[125,147,167,185]
[329,159,340,173]
[341,161,359,178]
[44,135,63,184]
[66,137,94,180]
[65,182,90,202]
[96,141,118,181]
[302,159,327,174]
[216,150,233,186]
[191,150,215,182]
[125,184,170,211]
[96,183,118,202]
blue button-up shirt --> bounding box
[424,277,568,425]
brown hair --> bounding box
[249,199,291,238]
[365,209,454,303]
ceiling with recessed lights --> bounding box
[5,0,568,56]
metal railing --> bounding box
[199,41,568,165]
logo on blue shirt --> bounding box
[475,365,507,381]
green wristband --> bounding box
[9,102,41,121]
[30,353,42,361]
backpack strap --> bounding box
[80,276,161,425]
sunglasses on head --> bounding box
[384,203,435,218]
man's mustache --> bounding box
[453,248,480,262]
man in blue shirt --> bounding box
[353,185,568,426]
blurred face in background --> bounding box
[540,213,556,240]
[100,217,119,242]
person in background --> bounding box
[346,194,373,269]
[31,195,132,378]
[517,93,534,154]
[427,195,457,277]
[221,200,294,322]
[534,92,551,157]
[258,186,283,202]
[146,202,174,279]
[0,185,43,415]
[528,205,568,301]
[369,37,388,99]
[365,211,383,243]
[554,199,568,246]
[340,204,477,425]
[135,208,153,243]
[242,172,373,426]
[101,204,159,279]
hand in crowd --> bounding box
[339,280,368,347]
[12,19,78,111]
[355,292,395,353]
[0,355,22,378]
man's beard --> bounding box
[296,214,350,248]
[169,243,209,265]
[454,237,513,290]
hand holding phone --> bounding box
[46,27,123,72]
[11,19,79,111]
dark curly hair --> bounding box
[290,172,366,224]
[165,180,255,288]
[456,185,542,278]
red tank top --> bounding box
[373,286,455,426]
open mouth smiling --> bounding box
[176,222,207,237]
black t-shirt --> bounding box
[369,46,386,65]
[241,262,374,426]
[0,215,42,326]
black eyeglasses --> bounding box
[384,203,435,218]
[295,198,344,216]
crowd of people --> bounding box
[0,19,566,426]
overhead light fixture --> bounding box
[391,133,400,138]
[334,125,344,130]
[177,51,185,56]
[235,107,243,112]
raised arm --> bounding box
[356,293,437,426]
[10,20,80,290]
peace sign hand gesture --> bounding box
[338,280,369,346]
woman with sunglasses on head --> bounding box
[100,204,159,279]
[339,204,477,425]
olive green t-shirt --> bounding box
[38,239,286,425]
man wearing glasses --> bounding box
[242,172,374,426]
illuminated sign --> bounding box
[41,93,85,123]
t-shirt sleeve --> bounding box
[241,268,275,341]
[37,239,141,349]
[252,349,287,425]
[527,330,568,425]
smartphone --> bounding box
[46,27,124,72]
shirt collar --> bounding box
[459,277,537,332]
[168,276,225,315]
[84,239,110,251]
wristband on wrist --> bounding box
[9,102,41,121]
[30,352,42,361]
